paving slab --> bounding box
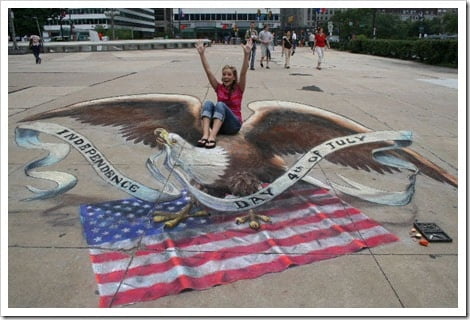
[4,43,462,316]
[8,247,103,308]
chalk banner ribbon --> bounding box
[16,122,418,210]
[15,122,180,202]
[165,130,418,212]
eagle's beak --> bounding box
[154,128,174,146]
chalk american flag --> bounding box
[80,182,399,307]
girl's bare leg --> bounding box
[200,117,211,140]
[208,118,223,141]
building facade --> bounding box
[41,8,457,41]
[43,8,155,40]
[379,8,457,21]
[281,8,345,30]
[155,8,173,37]
[171,8,281,41]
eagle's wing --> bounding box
[20,93,203,148]
[241,100,457,187]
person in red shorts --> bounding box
[313,27,330,70]
[195,39,253,148]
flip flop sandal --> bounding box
[205,140,216,149]
[197,138,208,147]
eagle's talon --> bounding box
[164,217,185,228]
[249,220,261,230]
[153,214,174,223]
[235,209,271,230]
[235,216,250,224]
[193,210,210,217]
[257,215,271,222]
[152,202,208,228]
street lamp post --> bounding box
[372,8,377,39]
[8,8,19,50]
[33,16,41,37]
[59,15,64,39]
[177,8,183,38]
[69,11,74,40]
[104,9,120,40]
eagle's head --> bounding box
[154,128,193,155]
[154,127,174,145]
[153,127,230,187]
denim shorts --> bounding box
[201,100,242,134]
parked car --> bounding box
[328,35,339,42]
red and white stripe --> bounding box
[88,187,398,307]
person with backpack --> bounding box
[282,31,293,69]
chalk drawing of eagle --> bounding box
[19,93,457,229]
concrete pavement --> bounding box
[5,43,462,315]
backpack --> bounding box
[283,36,292,49]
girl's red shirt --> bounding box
[216,84,243,123]
[315,33,327,47]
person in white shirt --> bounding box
[308,32,315,49]
[292,30,297,54]
[258,24,273,69]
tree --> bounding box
[374,12,407,39]
[332,9,459,40]
[331,9,376,40]
[442,11,457,34]
[9,8,62,37]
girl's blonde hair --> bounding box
[222,65,238,94]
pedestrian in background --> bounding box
[308,32,314,49]
[244,21,258,70]
[291,30,297,55]
[281,31,284,57]
[299,30,305,47]
[313,27,330,70]
[29,34,42,64]
[258,24,273,69]
[270,32,275,52]
[282,31,293,69]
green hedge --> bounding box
[331,39,457,68]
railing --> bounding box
[8,38,211,54]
